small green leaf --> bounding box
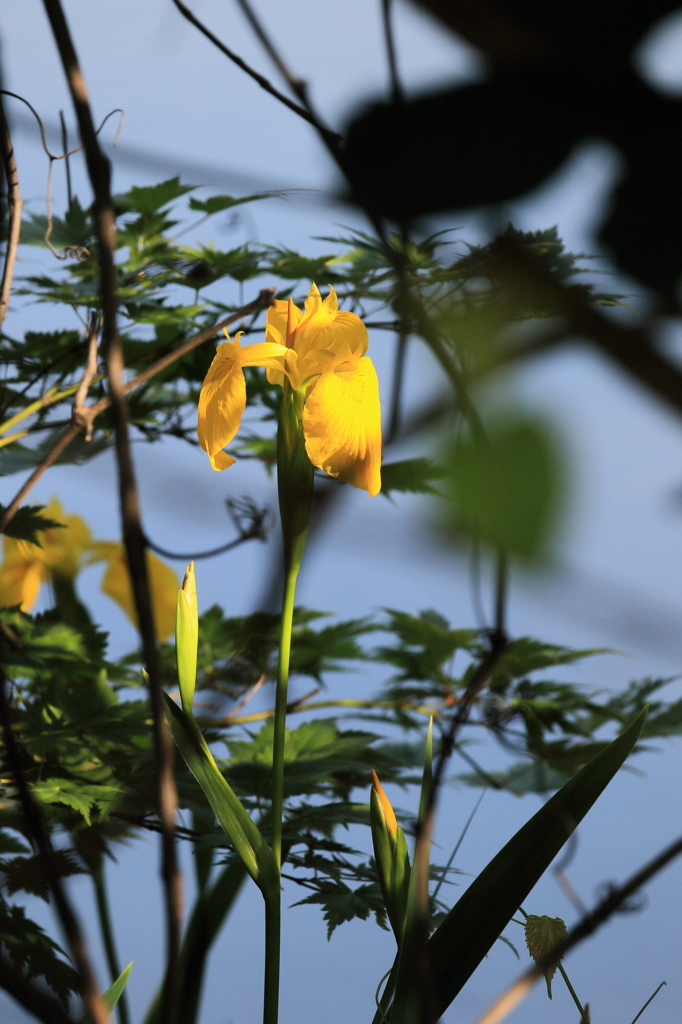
[121,177,194,213]
[188,192,275,214]
[524,914,567,997]
[0,504,64,545]
[381,458,446,498]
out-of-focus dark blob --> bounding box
[341,0,682,303]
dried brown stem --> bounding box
[0,290,274,538]
[72,312,99,439]
[472,831,682,1024]
[41,3,182,1021]
[0,92,23,331]
[0,665,108,1024]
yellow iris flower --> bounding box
[0,498,178,640]
[197,283,382,496]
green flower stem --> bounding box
[271,563,299,870]
[263,894,282,1024]
[264,384,314,1024]
[558,963,589,1023]
[92,861,130,1024]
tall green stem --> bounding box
[263,895,282,1024]
[92,862,130,1024]
[263,384,314,1024]
[271,564,299,869]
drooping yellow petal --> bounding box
[99,543,179,641]
[0,545,44,611]
[197,340,246,471]
[38,498,92,578]
[238,340,289,369]
[302,356,382,497]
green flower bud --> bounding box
[175,561,198,713]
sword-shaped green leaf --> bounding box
[80,962,132,1023]
[426,706,647,1020]
[164,694,279,898]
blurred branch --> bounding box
[171,0,340,146]
[41,4,182,1023]
[472,831,682,1024]
[381,0,403,105]
[0,290,275,538]
[0,666,107,1024]
[492,236,682,418]
[0,92,23,331]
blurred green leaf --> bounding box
[444,417,562,559]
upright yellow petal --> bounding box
[197,341,246,471]
[304,282,323,316]
[99,544,179,641]
[267,297,302,347]
[302,356,382,497]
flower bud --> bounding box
[370,770,411,939]
[175,561,198,713]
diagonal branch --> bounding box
[0,91,23,331]
[41,4,182,1022]
[0,289,274,537]
[171,0,340,146]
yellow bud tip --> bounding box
[182,561,195,591]
[371,770,398,837]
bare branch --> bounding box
[41,4,182,1022]
[170,0,340,146]
[0,93,23,332]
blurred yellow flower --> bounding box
[197,284,382,496]
[0,498,178,640]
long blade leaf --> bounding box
[427,707,647,1019]
[80,963,132,1023]
[164,693,278,897]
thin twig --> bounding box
[170,0,340,146]
[471,833,682,1024]
[0,290,275,538]
[225,674,266,721]
[0,666,109,1024]
[381,0,403,105]
[0,92,23,332]
[40,4,182,1022]
[72,312,99,439]
[59,108,72,206]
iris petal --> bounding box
[302,356,382,497]
[197,342,246,471]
